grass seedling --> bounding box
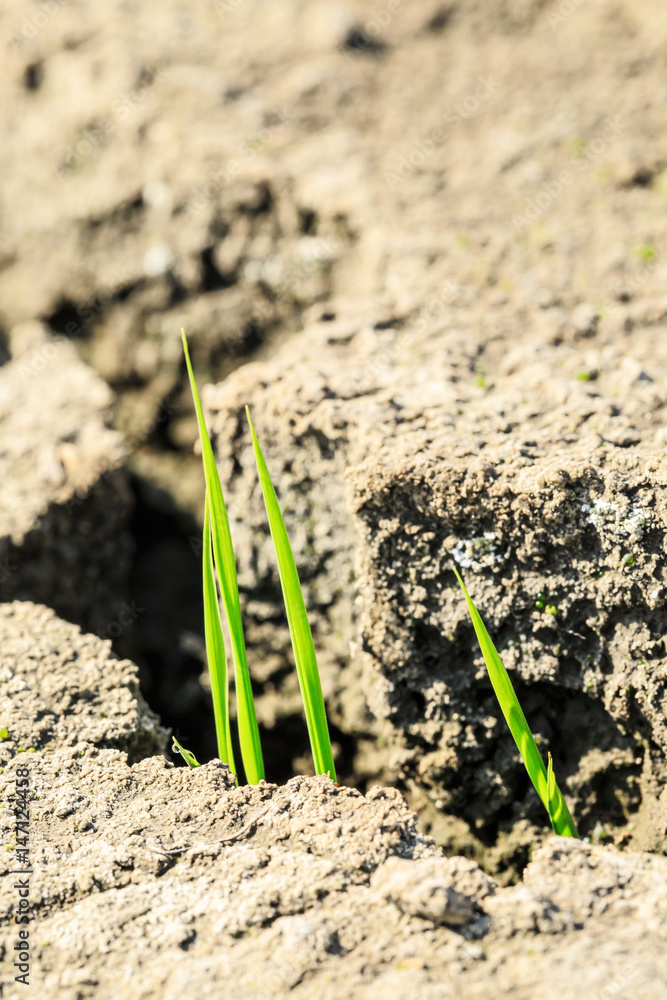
[453,568,578,838]
[172,736,201,768]
[247,408,337,781]
[182,330,263,784]
[181,331,336,783]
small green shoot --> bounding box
[182,330,264,784]
[568,136,587,157]
[203,491,236,777]
[453,568,578,837]
[546,753,557,817]
[172,737,201,768]
[637,243,656,262]
[247,407,336,781]
[474,364,486,388]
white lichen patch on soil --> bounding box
[452,532,505,572]
[582,499,650,542]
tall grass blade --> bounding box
[182,330,264,783]
[453,568,577,838]
[246,407,336,780]
[203,492,236,776]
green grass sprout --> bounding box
[172,736,201,768]
[453,567,578,837]
[182,330,264,784]
[547,752,557,817]
[203,491,236,777]
[246,406,337,781]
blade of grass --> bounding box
[172,736,201,768]
[182,330,264,783]
[246,407,336,780]
[547,752,557,827]
[546,750,574,836]
[203,491,236,777]
[453,567,577,838]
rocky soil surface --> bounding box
[1,0,666,944]
[1,603,666,999]
[0,322,131,634]
[210,290,667,864]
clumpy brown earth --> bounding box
[0,603,166,760]
[1,603,666,999]
[1,0,667,985]
[210,298,667,865]
[0,322,132,635]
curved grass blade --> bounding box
[182,330,264,783]
[172,736,201,768]
[546,750,573,836]
[203,492,236,777]
[547,752,556,811]
[246,407,336,780]
[453,567,577,838]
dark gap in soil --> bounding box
[342,28,387,55]
[237,180,273,216]
[200,245,233,292]
[409,612,647,869]
[86,193,145,229]
[298,208,317,235]
[118,474,323,783]
[426,6,455,33]
[23,61,44,91]
[0,326,10,366]
[123,475,213,762]
[47,299,88,338]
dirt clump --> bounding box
[0,325,131,634]
[208,297,667,859]
[1,608,666,999]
